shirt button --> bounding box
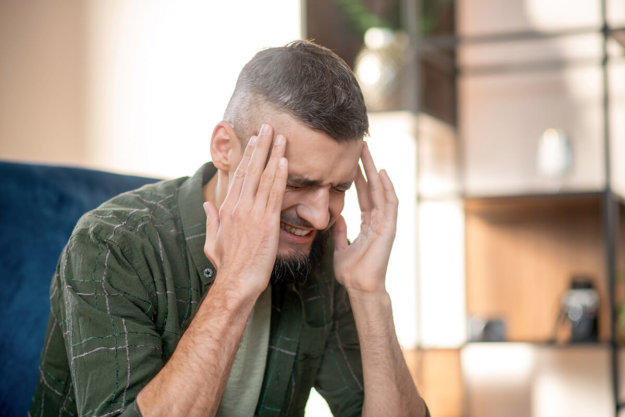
[203,267,214,279]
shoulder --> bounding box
[71,176,188,251]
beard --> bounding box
[270,229,329,286]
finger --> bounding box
[254,134,286,210]
[379,169,398,215]
[331,215,349,251]
[360,142,385,209]
[266,157,288,214]
[223,135,257,211]
[241,124,274,200]
[354,165,371,213]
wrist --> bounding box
[346,285,390,305]
[347,287,399,346]
[207,268,266,310]
[340,274,388,298]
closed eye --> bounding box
[286,183,305,191]
[333,181,353,193]
[286,176,352,193]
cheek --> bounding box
[280,191,298,212]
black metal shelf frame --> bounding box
[408,0,623,415]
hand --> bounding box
[332,142,398,295]
[203,124,288,298]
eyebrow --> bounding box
[287,175,353,190]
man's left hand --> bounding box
[332,142,398,295]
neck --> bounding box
[202,169,229,208]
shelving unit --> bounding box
[413,0,625,416]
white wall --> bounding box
[86,0,302,178]
[0,0,88,166]
[0,1,303,178]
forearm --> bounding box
[348,289,426,417]
[138,124,286,416]
[137,279,259,417]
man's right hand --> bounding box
[138,125,287,417]
[202,124,288,300]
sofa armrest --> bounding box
[0,160,158,416]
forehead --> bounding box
[267,112,363,184]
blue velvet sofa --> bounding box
[0,161,158,416]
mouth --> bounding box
[280,222,313,237]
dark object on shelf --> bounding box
[555,277,600,343]
[468,316,507,342]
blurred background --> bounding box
[1,0,625,416]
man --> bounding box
[31,40,429,417]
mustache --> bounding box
[280,213,314,229]
[280,213,334,232]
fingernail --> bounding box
[275,135,285,146]
[259,124,269,136]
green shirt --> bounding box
[30,163,365,417]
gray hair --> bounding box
[224,40,369,143]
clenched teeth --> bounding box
[281,222,310,237]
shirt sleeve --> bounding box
[313,283,364,417]
[33,229,162,417]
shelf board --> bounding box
[420,26,603,49]
[463,340,611,349]
[464,189,604,202]
[464,191,605,213]
[463,190,625,213]
[420,26,625,50]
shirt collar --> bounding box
[178,162,217,288]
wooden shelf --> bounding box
[464,341,611,349]
[465,194,610,343]
[464,190,605,206]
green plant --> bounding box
[335,0,452,36]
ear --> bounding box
[210,121,242,172]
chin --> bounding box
[271,231,329,286]
[277,243,312,260]
[271,249,311,286]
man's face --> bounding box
[236,112,363,263]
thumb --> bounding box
[332,215,349,251]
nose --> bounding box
[296,188,331,231]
